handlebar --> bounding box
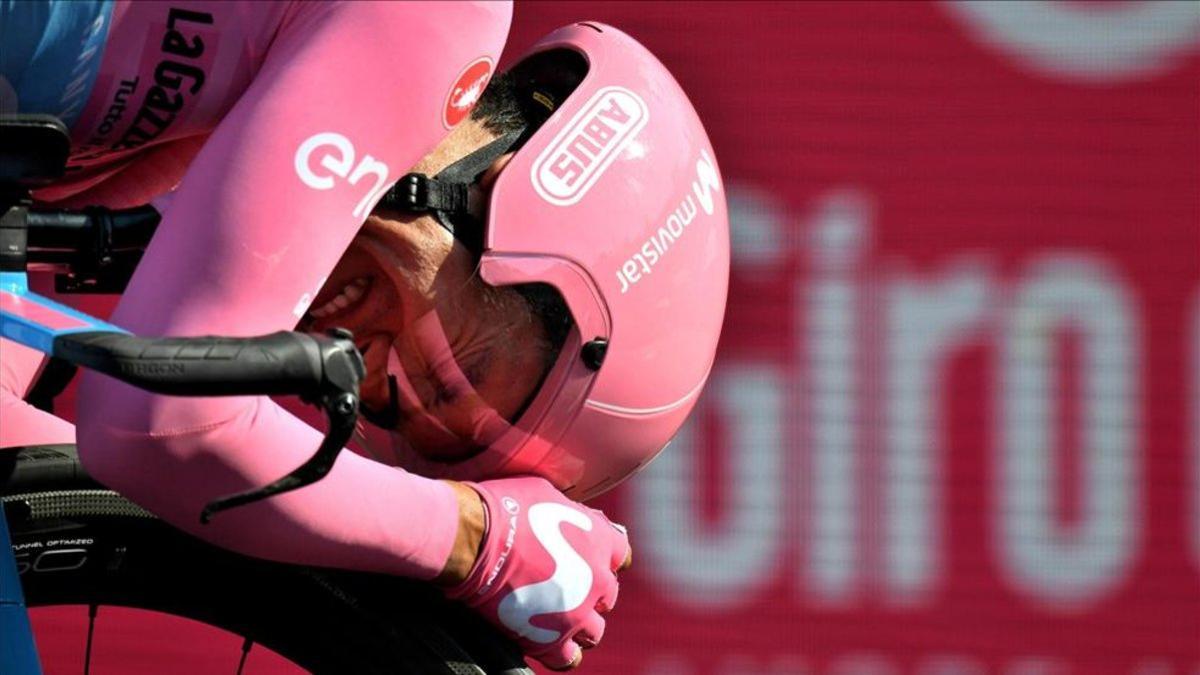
[23,205,161,292]
[25,205,158,272]
[54,329,359,400]
[50,329,365,523]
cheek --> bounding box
[399,218,457,278]
[359,220,441,295]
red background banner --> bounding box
[510,3,1200,673]
[33,2,1200,674]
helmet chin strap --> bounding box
[379,127,527,257]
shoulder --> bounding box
[299,0,512,43]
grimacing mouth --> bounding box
[306,227,415,337]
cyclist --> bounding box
[0,1,729,669]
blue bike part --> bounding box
[0,270,91,674]
[0,271,127,355]
[0,0,115,128]
[0,510,43,675]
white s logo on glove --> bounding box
[497,502,594,643]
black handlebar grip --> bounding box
[26,205,160,256]
[24,210,91,254]
[52,330,339,398]
[100,205,161,253]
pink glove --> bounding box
[447,476,631,670]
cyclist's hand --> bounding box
[446,476,632,671]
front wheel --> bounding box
[1,444,532,675]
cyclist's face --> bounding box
[304,120,545,461]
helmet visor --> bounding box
[358,282,572,463]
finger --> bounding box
[609,521,632,572]
[596,578,620,614]
[619,543,633,572]
[573,611,606,650]
[539,641,583,672]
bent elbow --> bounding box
[74,371,167,494]
[75,376,135,492]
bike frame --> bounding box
[0,270,111,674]
[0,510,40,674]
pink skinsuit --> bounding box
[1,0,512,580]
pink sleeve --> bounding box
[75,1,512,579]
[1,338,75,449]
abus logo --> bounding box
[294,132,390,219]
[531,86,648,207]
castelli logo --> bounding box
[531,86,649,207]
[444,57,494,129]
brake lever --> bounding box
[199,329,363,524]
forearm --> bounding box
[76,378,462,579]
[0,390,76,449]
[71,0,510,581]
[1,337,46,400]
[0,337,75,448]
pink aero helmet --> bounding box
[387,23,729,500]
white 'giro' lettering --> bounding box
[941,1,1200,83]
[497,503,594,644]
[630,186,1155,611]
[998,257,1139,607]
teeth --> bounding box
[310,277,369,319]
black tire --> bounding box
[0,444,532,675]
